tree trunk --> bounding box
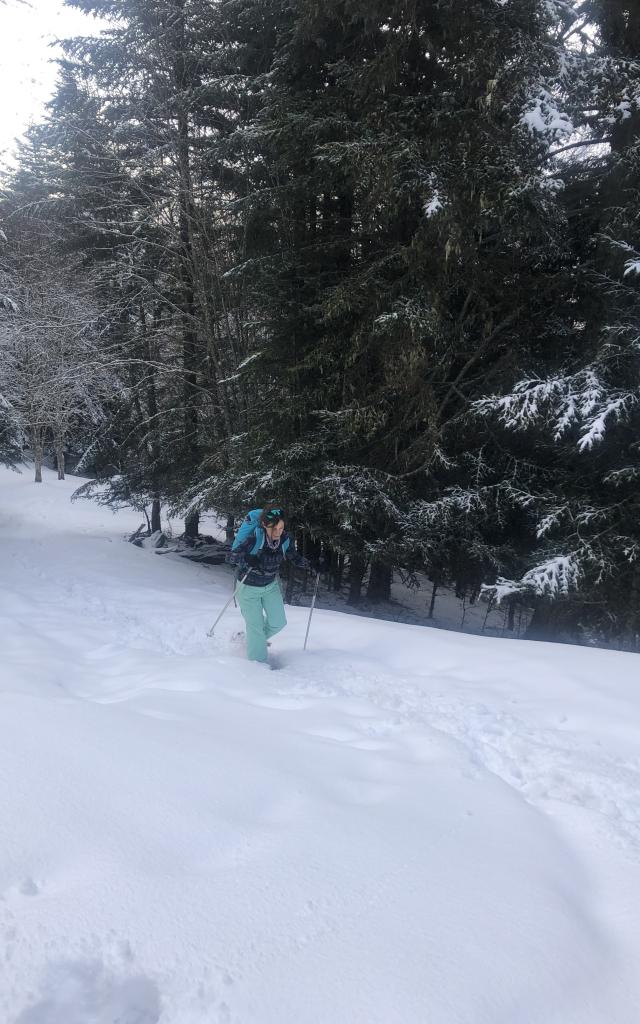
[427,580,439,620]
[329,550,343,592]
[347,556,366,606]
[301,533,310,595]
[151,498,162,534]
[337,553,346,592]
[142,308,161,522]
[507,597,516,632]
[32,429,43,483]
[225,515,235,542]
[524,601,561,641]
[366,562,392,603]
[185,509,200,541]
[172,0,201,450]
[56,444,65,480]
[628,565,640,652]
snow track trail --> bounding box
[2,467,640,1024]
[292,659,640,858]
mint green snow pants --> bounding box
[237,579,287,662]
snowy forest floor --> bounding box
[1,465,640,1024]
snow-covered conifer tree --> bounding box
[475,0,640,646]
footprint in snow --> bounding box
[19,878,40,897]
[248,694,314,711]
[14,960,162,1024]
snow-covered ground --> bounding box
[1,465,640,1024]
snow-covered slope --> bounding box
[1,466,639,1024]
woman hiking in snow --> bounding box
[226,505,311,664]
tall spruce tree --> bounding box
[210,0,574,599]
[477,0,640,647]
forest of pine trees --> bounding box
[1,0,639,649]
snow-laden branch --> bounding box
[520,87,574,141]
[476,369,637,449]
[482,552,581,604]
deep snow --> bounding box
[1,465,639,1024]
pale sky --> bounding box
[0,0,106,161]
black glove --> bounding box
[244,553,260,570]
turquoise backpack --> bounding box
[232,509,290,556]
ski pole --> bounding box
[303,571,321,651]
[207,570,250,637]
